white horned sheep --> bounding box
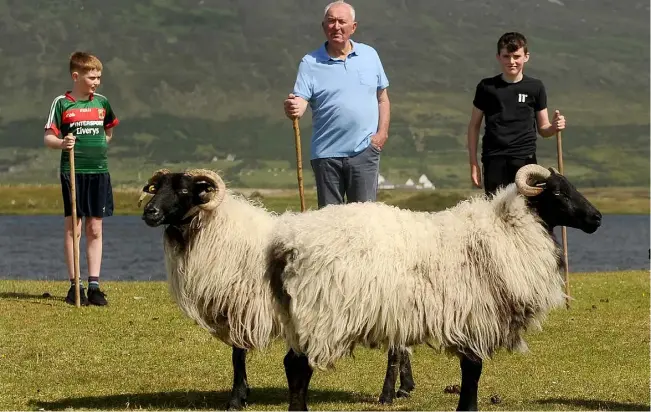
[265,164,603,411]
[139,168,417,410]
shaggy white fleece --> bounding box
[268,184,565,370]
[165,192,281,349]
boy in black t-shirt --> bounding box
[467,32,566,195]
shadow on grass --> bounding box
[0,292,63,302]
[31,387,374,410]
[537,397,650,411]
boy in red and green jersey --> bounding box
[43,51,119,306]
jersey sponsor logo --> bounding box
[75,126,102,135]
[70,120,103,127]
[62,108,103,124]
[518,93,528,103]
[70,120,104,136]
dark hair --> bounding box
[497,32,528,54]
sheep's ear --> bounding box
[193,180,216,204]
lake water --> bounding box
[0,214,648,281]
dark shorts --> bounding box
[482,154,537,196]
[60,172,114,218]
[310,143,381,208]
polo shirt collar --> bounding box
[317,39,359,62]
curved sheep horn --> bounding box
[143,168,171,190]
[184,168,227,211]
[138,168,171,207]
[148,168,171,184]
[515,164,552,197]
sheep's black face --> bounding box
[142,173,212,227]
[527,168,602,234]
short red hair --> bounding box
[69,51,103,74]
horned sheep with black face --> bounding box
[266,164,603,411]
[140,168,278,410]
[139,168,417,410]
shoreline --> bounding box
[0,184,648,216]
[2,269,648,283]
[1,211,648,217]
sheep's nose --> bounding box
[592,212,602,226]
[143,204,162,220]
[145,203,159,213]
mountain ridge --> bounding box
[0,0,648,187]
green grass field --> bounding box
[0,271,648,411]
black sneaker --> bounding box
[87,288,108,306]
[65,284,89,306]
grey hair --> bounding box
[324,0,356,21]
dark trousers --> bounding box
[482,154,537,196]
[310,144,381,208]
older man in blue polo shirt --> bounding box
[284,0,390,208]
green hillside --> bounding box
[0,0,648,188]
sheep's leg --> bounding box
[456,354,482,411]
[284,349,313,411]
[378,347,400,404]
[226,347,250,410]
[397,347,416,397]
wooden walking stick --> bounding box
[66,133,81,308]
[292,118,306,212]
[555,120,570,309]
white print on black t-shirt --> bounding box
[518,93,528,103]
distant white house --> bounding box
[377,174,435,191]
[418,174,435,189]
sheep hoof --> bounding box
[225,383,249,410]
[396,388,411,398]
[378,393,394,405]
[399,381,415,394]
[226,396,247,411]
[226,391,248,411]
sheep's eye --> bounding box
[179,189,189,195]
[148,185,156,193]
[553,190,562,196]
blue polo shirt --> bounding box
[292,40,389,160]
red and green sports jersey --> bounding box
[44,91,119,174]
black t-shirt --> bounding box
[473,74,547,160]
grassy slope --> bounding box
[0,271,648,410]
[0,0,648,187]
